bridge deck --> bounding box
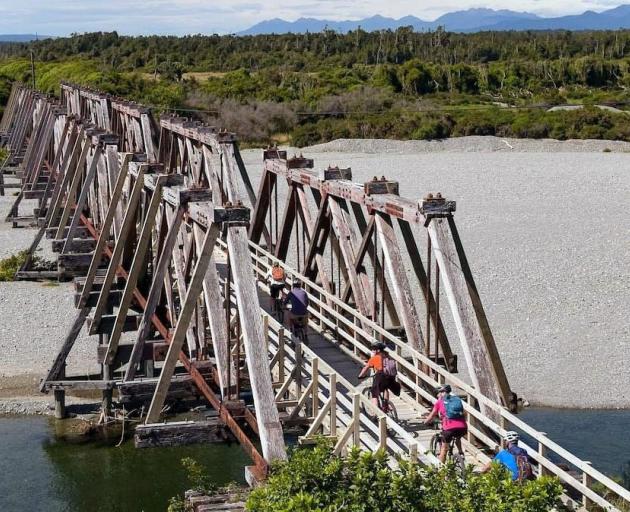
[218,249,489,469]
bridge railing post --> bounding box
[408,441,418,462]
[294,340,303,397]
[262,313,269,353]
[311,357,319,418]
[352,392,361,447]
[277,327,285,383]
[378,415,387,451]
[329,372,337,437]
[538,434,549,477]
[583,463,594,510]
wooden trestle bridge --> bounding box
[0,82,628,510]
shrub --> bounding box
[0,250,27,281]
[246,441,564,512]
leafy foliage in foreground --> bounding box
[167,457,218,512]
[0,250,27,281]
[246,441,563,512]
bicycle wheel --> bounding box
[360,386,373,416]
[430,432,443,458]
[384,399,398,422]
[452,452,466,474]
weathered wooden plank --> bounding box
[77,154,131,308]
[124,205,185,381]
[46,226,89,239]
[54,136,91,239]
[328,198,374,318]
[97,340,167,365]
[192,222,235,395]
[87,313,142,335]
[90,166,145,332]
[374,213,424,353]
[397,219,455,370]
[105,174,167,365]
[222,143,286,463]
[146,222,221,423]
[428,216,513,412]
[74,289,122,308]
[52,238,96,253]
[39,307,90,392]
[62,146,102,253]
[58,252,96,271]
[45,380,116,391]
[135,419,234,448]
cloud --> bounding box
[0,0,626,35]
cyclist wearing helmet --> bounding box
[481,431,531,480]
[284,279,309,334]
[423,384,467,463]
[358,342,398,409]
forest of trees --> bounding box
[1,30,630,145]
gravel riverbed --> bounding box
[0,136,628,410]
[242,136,630,408]
[0,181,98,411]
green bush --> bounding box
[246,441,564,512]
[0,250,27,281]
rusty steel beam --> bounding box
[80,214,269,474]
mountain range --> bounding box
[239,5,630,35]
[0,34,53,42]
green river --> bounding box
[0,409,628,511]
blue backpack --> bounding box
[443,395,464,419]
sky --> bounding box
[0,0,627,36]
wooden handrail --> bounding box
[233,238,629,511]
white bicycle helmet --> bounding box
[503,431,520,443]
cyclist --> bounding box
[423,384,467,463]
[358,342,399,410]
[284,279,308,334]
[266,262,286,311]
[481,431,533,481]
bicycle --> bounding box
[289,314,308,343]
[359,374,398,421]
[271,295,284,323]
[429,419,466,473]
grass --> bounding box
[0,250,27,281]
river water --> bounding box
[0,415,249,512]
[0,409,628,511]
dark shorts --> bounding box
[270,284,283,298]
[372,372,399,396]
[441,427,467,443]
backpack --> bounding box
[443,395,464,419]
[510,447,534,482]
[271,266,285,281]
[382,356,397,377]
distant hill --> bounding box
[0,34,53,42]
[238,5,630,35]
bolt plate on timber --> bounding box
[213,205,250,225]
[263,148,287,160]
[319,166,352,181]
[419,194,456,216]
[163,187,212,206]
[364,178,399,196]
[287,156,314,169]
